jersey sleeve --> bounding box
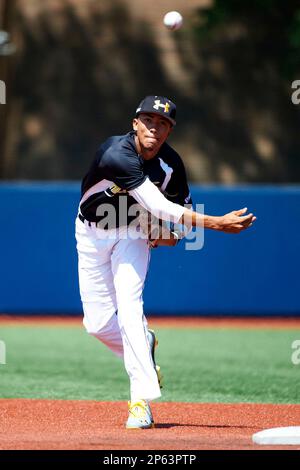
[99,146,146,191]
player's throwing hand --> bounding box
[216,207,257,233]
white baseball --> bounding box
[163,11,183,31]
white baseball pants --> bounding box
[75,216,161,402]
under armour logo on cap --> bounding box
[135,95,176,125]
[153,99,170,113]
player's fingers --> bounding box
[239,213,253,222]
[241,216,256,229]
[233,207,247,216]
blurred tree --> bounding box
[187,0,300,182]
[1,0,300,183]
[0,0,16,178]
[194,0,300,78]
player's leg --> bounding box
[111,234,161,403]
[75,217,123,357]
[82,298,123,358]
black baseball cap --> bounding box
[135,95,176,126]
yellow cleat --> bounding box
[126,400,154,429]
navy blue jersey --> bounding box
[80,131,191,227]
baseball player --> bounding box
[75,95,256,429]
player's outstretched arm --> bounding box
[179,207,256,234]
[129,179,256,235]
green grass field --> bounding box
[0,325,299,403]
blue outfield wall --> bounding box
[0,182,299,316]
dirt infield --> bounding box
[1,316,300,450]
[1,315,300,329]
[0,399,300,450]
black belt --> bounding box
[78,213,92,226]
[78,214,127,230]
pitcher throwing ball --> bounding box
[75,95,256,429]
